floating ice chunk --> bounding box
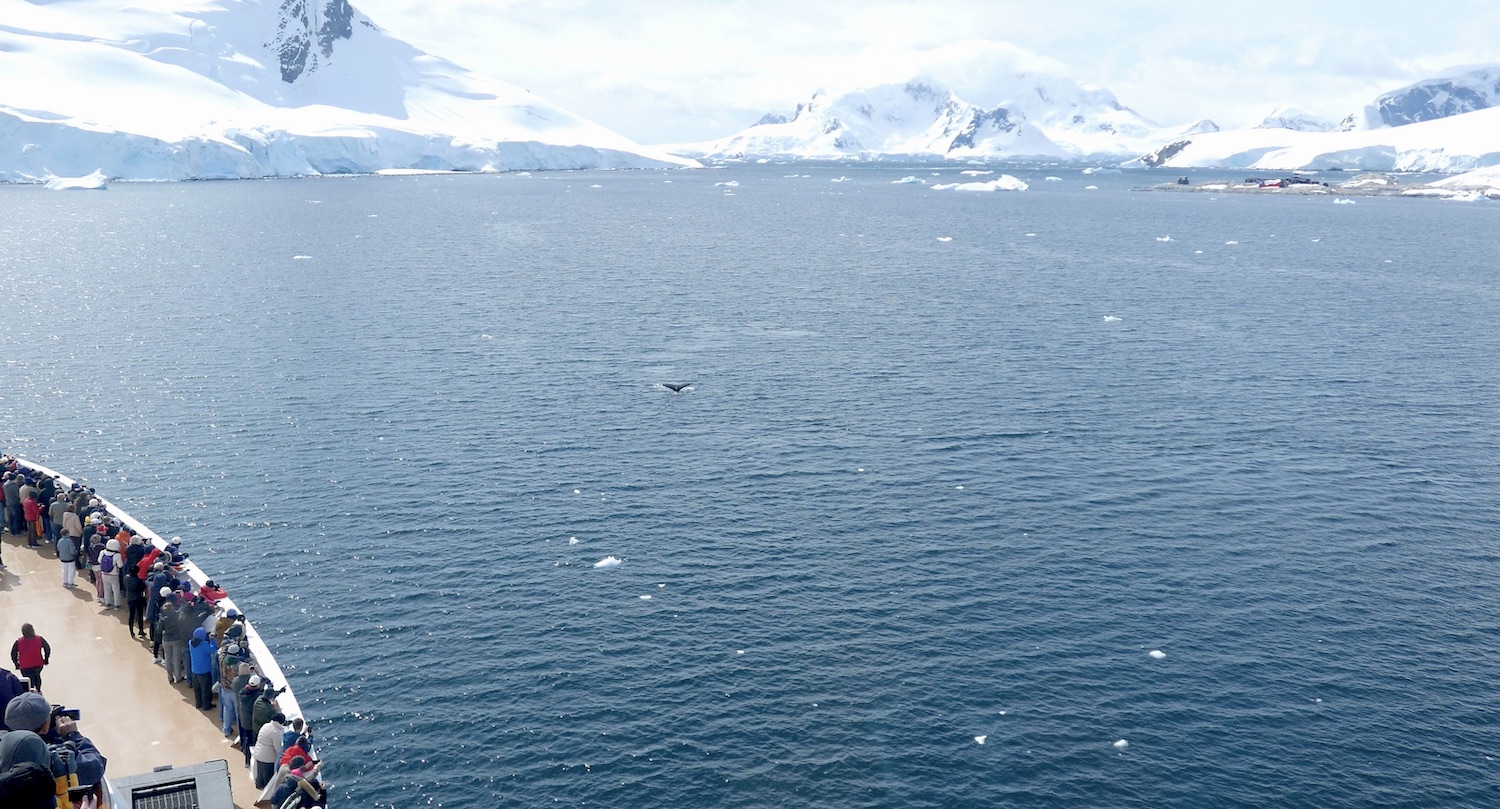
[292,255,312,260]
[936,236,953,242]
[44,169,109,190]
[1044,176,1063,181]
[573,489,581,494]
[857,468,865,472]
[1224,240,1239,245]
[590,184,603,188]
[1025,232,1036,237]
[657,583,665,588]
[975,735,987,745]
[715,180,740,187]
[1149,650,1165,659]
[1103,315,1121,322]
[736,649,745,654]
[931,175,1028,192]
[1155,236,1172,242]
[1333,198,1356,205]
[961,170,993,176]
[568,537,578,545]
[1194,250,1203,254]
[593,556,622,569]
[892,176,922,184]
[998,710,1006,715]
[480,333,494,339]
[955,485,965,490]
[1312,238,1321,242]
[639,594,652,600]
[1084,185,1099,190]
[1113,739,1128,749]
[831,176,849,183]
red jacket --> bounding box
[11,635,49,670]
[22,497,41,521]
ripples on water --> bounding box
[1,167,1498,807]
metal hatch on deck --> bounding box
[106,760,235,809]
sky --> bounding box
[353,0,1500,145]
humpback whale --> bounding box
[662,383,691,393]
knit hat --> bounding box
[290,756,306,770]
[106,539,119,552]
[160,586,172,597]
[4,692,51,732]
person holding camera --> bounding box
[1,692,107,794]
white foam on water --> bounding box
[1025,232,1036,237]
[857,468,865,472]
[1225,240,1239,245]
[892,176,922,184]
[936,236,953,242]
[974,735,987,745]
[1103,315,1121,322]
[1044,176,1063,181]
[590,184,602,188]
[639,595,652,600]
[1195,250,1204,254]
[1156,236,1172,242]
[955,485,965,490]
[1085,185,1099,190]
[292,255,312,260]
[715,180,740,187]
[593,556,622,569]
[831,176,849,183]
[568,537,578,545]
[1334,198,1357,205]
[480,334,494,339]
[1113,739,1128,749]
[1311,238,1321,242]
[1149,650,1166,659]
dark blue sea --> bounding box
[2,165,1499,808]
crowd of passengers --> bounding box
[0,458,326,808]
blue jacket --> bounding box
[188,630,218,675]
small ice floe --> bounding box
[1155,236,1172,242]
[936,236,953,242]
[1311,238,1321,242]
[960,170,993,176]
[1103,315,1121,322]
[657,583,665,588]
[931,175,1028,192]
[857,468,865,472]
[590,184,603,188]
[1224,240,1239,245]
[1333,198,1356,205]
[831,176,850,183]
[593,556,622,569]
[974,735,987,745]
[480,333,494,339]
[1084,185,1099,190]
[639,595,652,600]
[736,649,745,654]
[1025,232,1037,237]
[1113,739,1129,749]
[955,485,965,490]
[892,176,922,184]
[292,255,313,260]
[715,180,740,187]
[568,537,578,545]
[1194,250,1203,254]
[44,169,109,190]
[1044,176,1063,181]
[998,710,1006,715]
[573,489,581,494]
[1149,649,1166,660]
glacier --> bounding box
[0,0,697,182]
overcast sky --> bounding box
[353,0,1500,145]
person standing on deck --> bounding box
[188,627,217,710]
[9,625,50,693]
[98,539,123,609]
[124,561,147,636]
[159,599,189,685]
[55,530,79,588]
[45,493,64,546]
[2,473,21,537]
[19,492,41,547]
[60,505,83,568]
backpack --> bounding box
[0,761,54,809]
[98,553,115,574]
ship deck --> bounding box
[1,528,265,808]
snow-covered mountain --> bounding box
[1254,107,1335,132]
[667,76,1214,162]
[1138,66,1500,172]
[0,0,696,182]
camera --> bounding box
[51,705,81,721]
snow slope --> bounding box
[1138,106,1500,172]
[0,0,696,181]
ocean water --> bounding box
[2,166,1499,807]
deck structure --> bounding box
[1,528,267,808]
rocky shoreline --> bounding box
[1151,172,1498,200]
